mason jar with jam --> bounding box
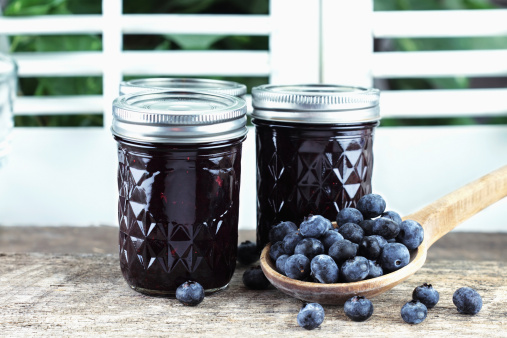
[111,90,247,295]
[251,84,380,250]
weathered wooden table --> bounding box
[0,227,505,336]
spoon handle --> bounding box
[404,165,507,249]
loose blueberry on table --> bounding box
[453,287,482,315]
[297,303,325,330]
[175,281,205,306]
[401,300,428,324]
[344,296,374,322]
[242,266,271,290]
[412,283,439,309]
[237,240,259,265]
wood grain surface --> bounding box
[0,252,505,336]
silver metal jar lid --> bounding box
[112,90,247,144]
[119,78,247,97]
[251,84,380,124]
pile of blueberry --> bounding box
[268,194,424,284]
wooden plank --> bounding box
[0,227,505,263]
[373,9,507,38]
[0,253,504,335]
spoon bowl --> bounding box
[260,165,507,304]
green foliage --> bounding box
[5,0,505,127]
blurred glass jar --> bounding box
[119,78,247,98]
[0,53,17,167]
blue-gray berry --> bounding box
[366,260,383,279]
[380,242,410,272]
[242,266,270,290]
[294,238,325,260]
[284,254,311,280]
[338,222,364,244]
[269,221,298,243]
[275,254,290,275]
[344,296,374,322]
[297,303,325,330]
[269,241,286,262]
[319,230,344,251]
[340,256,369,282]
[282,232,304,254]
[357,194,386,219]
[372,217,400,240]
[310,254,339,283]
[237,240,258,265]
[401,300,427,324]
[413,283,439,309]
[176,281,205,306]
[397,219,424,250]
[328,239,358,264]
[381,210,402,225]
[299,215,330,238]
[453,287,482,315]
[336,208,363,226]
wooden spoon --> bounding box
[260,165,507,305]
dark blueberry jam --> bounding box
[253,119,377,250]
[115,136,244,295]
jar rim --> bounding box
[251,84,380,124]
[111,90,247,144]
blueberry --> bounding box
[310,255,339,283]
[340,256,369,282]
[381,210,402,225]
[237,240,258,265]
[358,236,381,260]
[401,300,427,324]
[242,266,270,290]
[297,303,325,330]
[294,238,325,260]
[372,217,400,240]
[269,221,298,243]
[357,194,386,219]
[453,287,482,315]
[269,241,286,262]
[358,219,375,236]
[299,215,330,238]
[284,254,311,280]
[366,235,388,249]
[380,242,410,272]
[175,281,205,306]
[366,260,383,279]
[275,254,290,275]
[413,283,439,309]
[336,208,363,226]
[282,232,304,254]
[320,230,344,251]
[328,239,358,264]
[344,296,374,322]
[397,220,424,250]
[337,222,364,244]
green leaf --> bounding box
[166,34,226,50]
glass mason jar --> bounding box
[119,78,247,98]
[251,84,380,250]
[0,53,17,167]
[111,90,247,295]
